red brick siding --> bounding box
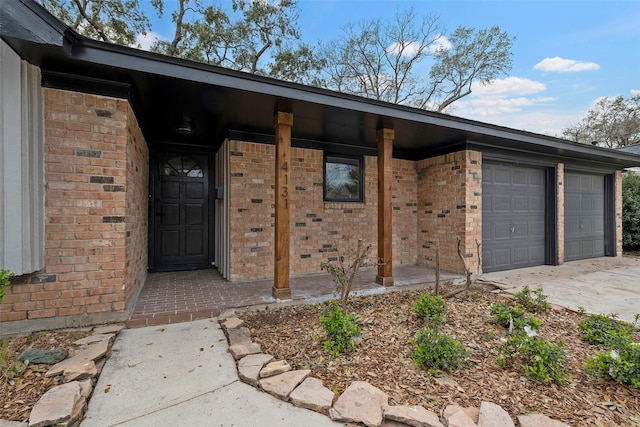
[557,163,565,264]
[417,151,482,273]
[615,170,623,255]
[0,89,147,324]
[227,142,419,280]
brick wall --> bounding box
[0,88,147,332]
[227,141,419,280]
[557,163,565,264]
[417,151,482,273]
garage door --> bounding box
[483,163,546,272]
[564,172,604,261]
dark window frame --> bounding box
[323,154,364,202]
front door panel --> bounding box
[154,153,210,271]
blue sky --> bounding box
[140,0,640,137]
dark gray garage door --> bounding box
[483,163,546,272]
[564,172,604,261]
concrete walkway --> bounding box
[81,318,342,427]
[482,256,640,324]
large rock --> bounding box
[289,377,335,415]
[29,381,81,427]
[226,327,252,346]
[260,360,291,378]
[238,353,274,386]
[228,342,261,360]
[330,381,389,427]
[443,408,477,427]
[93,324,124,335]
[259,369,310,401]
[63,360,97,382]
[518,413,570,427]
[0,421,28,427]
[222,317,244,331]
[46,339,110,377]
[477,402,514,427]
[383,405,444,427]
[443,405,479,424]
[218,309,237,320]
[17,348,68,364]
[73,333,114,346]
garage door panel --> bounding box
[483,163,546,273]
[564,172,605,261]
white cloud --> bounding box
[134,31,166,51]
[533,56,600,73]
[631,89,640,96]
[428,35,451,53]
[472,77,547,98]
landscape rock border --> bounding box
[221,309,570,427]
[0,324,124,427]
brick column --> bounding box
[376,128,394,286]
[557,163,565,264]
[273,112,293,299]
[615,170,623,256]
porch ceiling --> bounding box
[3,0,640,167]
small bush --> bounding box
[320,301,361,356]
[410,328,467,375]
[585,339,640,388]
[578,314,633,347]
[413,293,446,329]
[0,269,15,304]
[497,334,570,384]
[514,286,551,313]
[490,302,541,332]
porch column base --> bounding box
[272,286,291,300]
[375,275,394,287]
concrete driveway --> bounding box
[481,256,640,325]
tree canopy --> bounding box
[562,95,640,148]
[39,0,514,112]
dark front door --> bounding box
[153,153,210,271]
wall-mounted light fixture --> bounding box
[176,115,194,135]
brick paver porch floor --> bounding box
[126,265,461,328]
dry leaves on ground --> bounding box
[0,330,90,422]
[243,285,640,427]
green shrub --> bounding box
[413,293,446,329]
[320,301,361,356]
[623,172,640,250]
[0,269,15,304]
[585,339,640,388]
[497,334,570,384]
[410,328,467,375]
[514,286,551,313]
[490,302,541,332]
[578,314,633,347]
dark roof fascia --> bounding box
[0,0,74,50]
[618,144,640,155]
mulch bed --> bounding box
[243,285,640,426]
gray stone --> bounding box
[228,342,261,360]
[517,413,570,427]
[29,381,81,427]
[330,381,389,427]
[443,405,479,424]
[46,339,110,377]
[382,420,412,427]
[260,360,291,378]
[238,353,274,386]
[74,333,114,346]
[222,317,244,330]
[93,324,124,335]
[289,377,335,415]
[63,360,97,382]
[17,348,68,364]
[443,408,477,427]
[477,402,514,427]
[384,405,444,427]
[259,369,311,401]
[226,327,252,346]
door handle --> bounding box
[510,226,515,233]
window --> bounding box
[324,155,363,202]
[161,155,203,178]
